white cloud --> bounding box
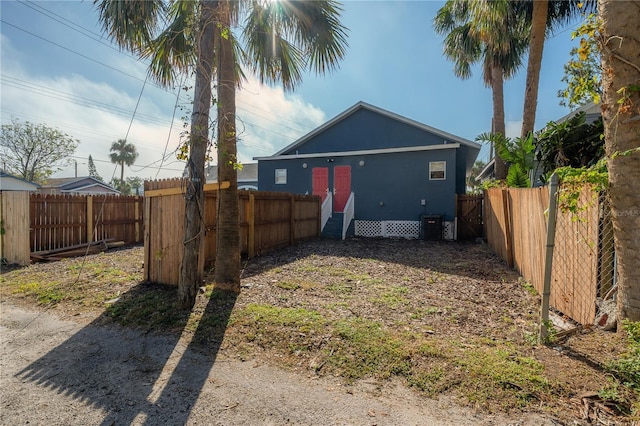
[235,75,326,163]
[505,120,523,139]
[2,59,327,181]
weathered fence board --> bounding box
[0,191,31,265]
[508,187,548,295]
[144,179,321,286]
[29,193,143,253]
[484,189,513,267]
[484,186,612,325]
[549,190,601,325]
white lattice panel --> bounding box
[384,221,420,238]
[443,221,456,240]
[355,220,383,237]
[355,220,420,239]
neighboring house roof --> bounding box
[476,159,495,182]
[268,101,480,157]
[0,170,41,191]
[205,163,258,183]
[555,102,601,125]
[41,176,120,194]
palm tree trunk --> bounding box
[178,0,216,309]
[520,0,548,139]
[214,0,241,292]
[120,161,124,182]
[491,63,508,181]
[599,0,640,322]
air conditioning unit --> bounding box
[420,215,443,241]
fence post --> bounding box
[290,194,295,245]
[86,196,93,243]
[501,189,514,267]
[134,198,140,242]
[248,193,255,258]
[540,173,559,343]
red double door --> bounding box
[312,165,351,212]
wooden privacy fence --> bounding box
[144,178,321,286]
[484,186,613,325]
[0,191,143,265]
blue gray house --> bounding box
[255,102,480,239]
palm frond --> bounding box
[94,0,165,52]
[143,0,197,87]
[242,0,348,91]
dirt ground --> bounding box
[0,239,633,425]
[1,302,558,426]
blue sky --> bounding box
[1,1,583,181]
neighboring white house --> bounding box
[205,163,258,190]
[0,170,41,191]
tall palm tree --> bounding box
[599,0,640,321]
[434,0,529,180]
[109,138,138,182]
[520,0,596,139]
[95,0,348,308]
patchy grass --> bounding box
[1,242,637,423]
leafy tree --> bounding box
[434,0,529,180]
[476,132,535,188]
[96,0,348,308]
[87,155,104,182]
[558,13,602,108]
[109,139,138,182]
[110,176,142,195]
[110,178,131,195]
[599,0,640,321]
[126,176,143,195]
[535,111,604,179]
[466,159,487,193]
[0,118,79,183]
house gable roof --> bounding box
[0,169,40,188]
[42,176,120,194]
[271,101,480,157]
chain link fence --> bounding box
[549,189,616,326]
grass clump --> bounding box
[105,283,186,330]
[325,318,411,381]
[455,344,549,409]
[274,281,300,290]
[15,281,66,305]
[601,320,640,416]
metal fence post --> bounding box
[540,173,559,343]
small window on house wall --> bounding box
[275,168,287,184]
[429,161,446,180]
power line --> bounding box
[2,74,174,127]
[3,7,319,135]
[1,7,323,165]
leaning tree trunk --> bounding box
[520,0,548,139]
[490,63,508,181]
[599,0,640,322]
[178,0,216,309]
[214,0,241,292]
